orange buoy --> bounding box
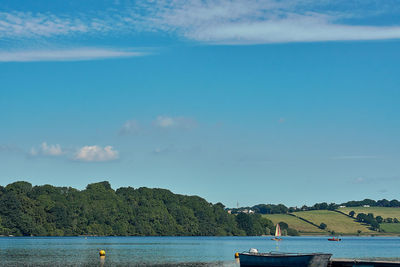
[235,252,239,258]
[99,250,106,256]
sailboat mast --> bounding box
[275,224,281,237]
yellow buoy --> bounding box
[235,252,239,258]
[99,250,106,256]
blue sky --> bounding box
[1,0,400,207]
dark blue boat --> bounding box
[239,250,332,267]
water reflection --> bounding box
[0,236,398,266]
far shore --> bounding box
[1,234,400,237]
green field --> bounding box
[292,210,374,234]
[380,223,400,234]
[262,214,326,234]
[338,207,400,220]
[261,208,400,235]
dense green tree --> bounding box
[0,181,272,237]
[252,204,288,214]
[356,213,367,222]
[390,200,400,207]
[287,228,299,236]
[235,213,272,236]
[2,181,398,236]
[313,202,328,210]
[376,216,383,223]
[278,222,289,231]
[376,199,390,207]
[370,220,380,231]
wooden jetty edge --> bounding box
[329,259,400,267]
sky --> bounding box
[1,0,400,208]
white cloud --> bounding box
[142,0,400,44]
[0,48,147,62]
[153,115,197,129]
[30,142,63,156]
[2,1,400,46]
[0,11,101,38]
[74,145,119,162]
[187,19,400,44]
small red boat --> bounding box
[328,237,341,241]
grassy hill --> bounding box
[292,210,374,234]
[262,207,400,236]
[380,223,400,234]
[262,214,327,234]
[338,207,400,220]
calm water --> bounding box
[0,236,399,266]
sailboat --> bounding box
[271,224,282,241]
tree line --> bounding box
[0,181,276,237]
[231,198,400,215]
[348,211,400,231]
[342,199,400,208]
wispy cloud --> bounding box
[0,144,22,153]
[185,19,400,44]
[119,119,141,135]
[30,142,63,156]
[153,146,173,155]
[0,48,147,62]
[353,177,365,184]
[153,115,197,129]
[119,115,197,136]
[351,176,400,184]
[0,11,112,39]
[74,145,119,162]
[138,0,400,44]
[2,1,400,46]
[332,155,379,160]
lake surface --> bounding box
[0,236,399,266]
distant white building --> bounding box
[339,205,346,208]
[363,205,370,208]
[249,209,255,214]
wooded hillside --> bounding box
[0,181,273,237]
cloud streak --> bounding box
[332,155,379,160]
[1,1,400,47]
[153,115,197,129]
[140,0,400,44]
[0,48,147,62]
[0,11,105,39]
[186,19,400,44]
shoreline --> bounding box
[1,234,400,237]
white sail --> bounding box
[275,224,281,237]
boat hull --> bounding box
[239,252,332,267]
